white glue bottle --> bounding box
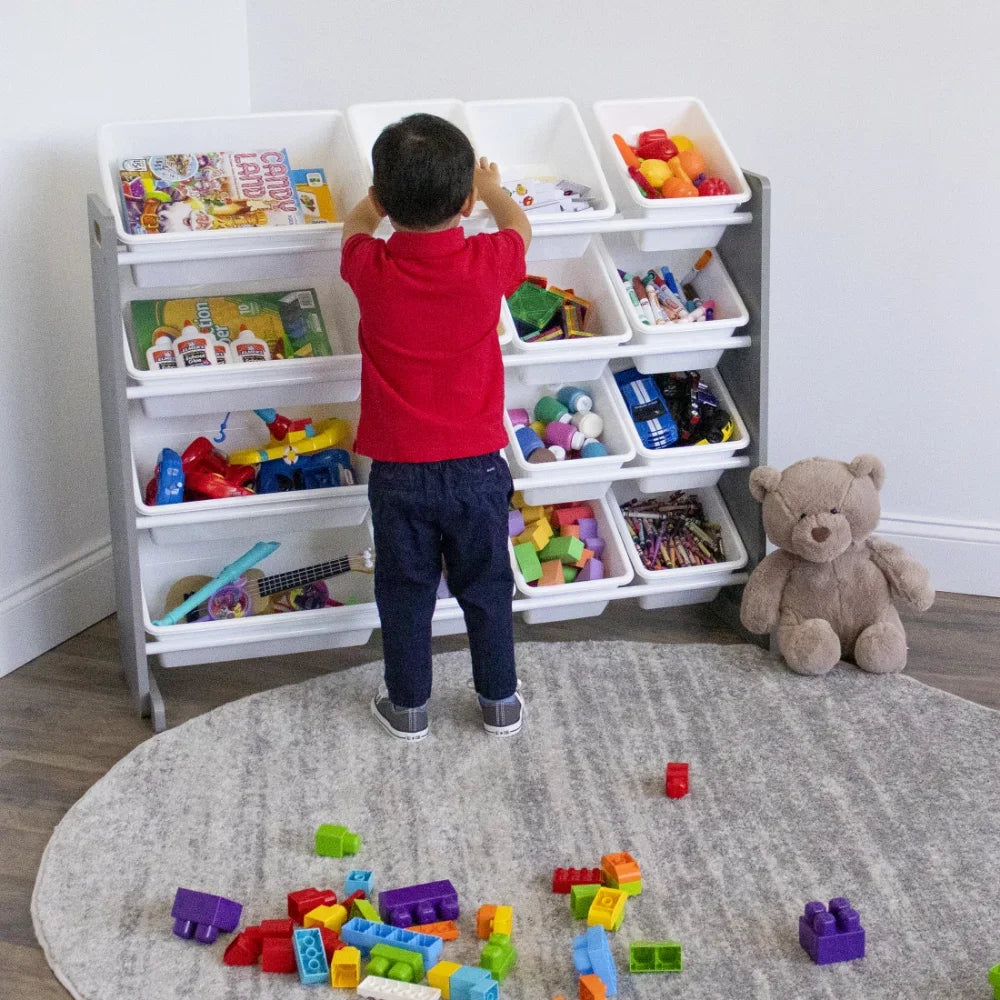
[212,340,233,364]
[174,320,217,367]
[146,335,178,371]
[232,324,271,363]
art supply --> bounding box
[146,335,178,371]
[213,341,233,364]
[580,439,608,458]
[232,325,271,363]
[515,425,546,459]
[617,270,647,324]
[556,386,593,414]
[619,493,725,571]
[571,411,604,439]
[631,276,657,325]
[534,396,571,425]
[174,321,216,367]
[544,421,585,452]
[679,251,712,299]
[507,408,530,428]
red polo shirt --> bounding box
[340,227,525,462]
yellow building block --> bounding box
[511,491,525,509]
[493,905,514,936]
[331,946,361,988]
[428,960,462,998]
[537,559,565,586]
[516,518,553,552]
[304,903,348,931]
[520,504,545,522]
[587,887,626,931]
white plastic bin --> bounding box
[596,234,749,372]
[510,491,633,624]
[592,98,750,251]
[604,364,750,493]
[609,483,748,609]
[99,111,367,286]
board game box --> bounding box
[130,289,333,366]
[291,168,338,223]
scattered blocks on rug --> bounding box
[293,926,330,984]
[288,887,337,923]
[428,959,462,997]
[479,931,516,982]
[304,903,349,931]
[408,920,459,940]
[629,940,683,973]
[572,924,617,996]
[475,904,512,939]
[261,935,297,973]
[553,867,602,894]
[798,897,865,964]
[353,897,381,922]
[367,941,425,982]
[315,823,362,857]
[570,883,601,919]
[331,944,361,987]
[346,869,375,896]
[666,762,690,799]
[448,964,499,1000]
[340,917,444,970]
[586,887,627,932]
[356,974,444,998]
[223,926,262,965]
[579,972,608,1000]
[600,852,642,897]
[170,887,243,944]
[378,879,460,927]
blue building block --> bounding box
[346,869,375,897]
[293,927,330,985]
[340,917,443,970]
[573,924,617,996]
[449,965,499,1000]
[798,898,865,965]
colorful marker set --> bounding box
[506,276,598,343]
[619,492,725,571]
[617,250,715,327]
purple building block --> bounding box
[798,897,865,965]
[378,879,459,927]
[508,510,526,537]
[583,536,605,559]
[171,887,243,944]
[577,557,604,582]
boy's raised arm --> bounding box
[475,157,531,251]
[342,192,385,244]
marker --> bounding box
[632,275,657,325]
[618,269,649,324]
[643,275,667,324]
[704,299,716,321]
[651,272,686,321]
[680,250,712,299]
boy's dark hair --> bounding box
[372,113,475,229]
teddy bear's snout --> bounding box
[811,526,831,542]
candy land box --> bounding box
[130,289,333,367]
[119,150,303,235]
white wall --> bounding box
[246,0,1000,595]
[0,1,251,676]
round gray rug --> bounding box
[32,641,1000,999]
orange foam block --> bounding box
[538,560,565,586]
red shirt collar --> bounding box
[386,226,467,259]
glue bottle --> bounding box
[174,320,217,367]
[146,335,178,371]
[213,340,233,364]
[232,324,271,363]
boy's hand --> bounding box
[474,155,531,250]
[474,156,502,194]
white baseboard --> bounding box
[0,539,115,678]
[878,513,1000,598]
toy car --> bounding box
[614,368,678,449]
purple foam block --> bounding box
[378,880,459,927]
[798,897,865,965]
[508,510,525,537]
[577,558,604,582]
[171,887,243,944]
[582,536,605,559]
[577,518,598,538]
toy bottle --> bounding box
[146,335,178,371]
[213,340,233,364]
[534,396,571,424]
[556,386,593,413]
[174,320,217,367]
[571,411,604,439]
[544,421,585,452]
[515,425,546,458]
[581,439,608,458]
[232,325,271,363]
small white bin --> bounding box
[604,364,750,493]
[503,370,634,505]
[592,98,750,251]
[596,234,749,372]
[99,111,367,286]
[609,483,747,609]
[510,491,633,624]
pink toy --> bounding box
[545,421,585,452]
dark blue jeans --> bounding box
[367,453,518,708]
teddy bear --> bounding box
[740,454,934,675]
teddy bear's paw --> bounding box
[854,621,908,673]
[778,618,841,676]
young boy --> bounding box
[340,113,531,741]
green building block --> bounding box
[990,962,1000,998]
[479,932,516,982]
[513,541,543,582]
[366,943,423,983]
[617,878,643,897]
[570,883,600,919]
[562,565,579,583]
[630,940,683,973]
[315,823,361,858]
[537,536,585,564]
[508,281,563,331]
[351,898,380,922]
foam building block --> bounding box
[537,536,585,564]
[315,823,361,857]
[479,931,516,982]
[293,927,330,984]
[576,517,598,537]
[356,975,443,998]
[666,762,689,798]
[553,505,593,529]
[378,879,459,927]
[516,518,553,551]
[798,898,865,965]
[587,888,626,931]
[340,917,444,970]
[629,940,683,973]
[261,936,297,973]
[570,883,601,918]
[553,868,603,894]
[576,558,604,582]
[367,942,424,982]
[331,945,361,987]
[538,559,565,586]
[513,542,543,582]
[573,925,617,996]
[289,887,337,923]
[346,870,375,896]
[170,888,243,944]
[508,510,525,537]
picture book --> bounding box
[119,150,303,235]
[291,168,338,223]
[130,289,334,367]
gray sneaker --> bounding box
[370,685,429,741]
[479,691,524,737]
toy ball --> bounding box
[661,177,700,198]
[638,158,670,188]
[697,176,733,197]
[671,135,695,152]
[677,149,706,179]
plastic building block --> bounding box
[601,852,640,886]
[449,965,499,1000]
[305,903,349,930]
[316,823,361,857]
[289,887,338,923]
[798,898,865,965]
[346,870,376,896]
[260,917,294,937]
[261,936,297,973]
[629,940,682,973]
[553,868,602,894]
[513,542,543,582]
[378,880,459,928]
[475,905,496,939]
[479,931,516,982]
[341,890,367,913]
[340,917,444,970]
[331,945,361,987]
[170,887,243,944]
[491,906,512,937]
[587,888,626,932]
[354,898,382,922]
[570,883,601,918]
[223,928,262,965]
[573,925,617,996]
[409,920,459,940]
[579,973,608,1000]
[990,963,1000,999]
[294,927,331,985]
[356,975,443,999]
[665,762,689,798]
[320,926,345,958]
[428,960,462,997]
[367,942,424,982]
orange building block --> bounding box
[580,973,608,1000]
[574,548,594,569]
[476,905,497,939]
[562,524,581,538]
[407,920,459,940]
[601,851,641,886]
[537,559,565,586]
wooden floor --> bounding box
[2,593,998,997]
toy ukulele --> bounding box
[160,547,374,625]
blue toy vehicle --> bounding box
[256,448,355,493]
[614,368,678,449]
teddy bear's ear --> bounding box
[848,454,886,490]
[749,465,782,502]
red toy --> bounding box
[223,926,262,966]
[552,867,603,894]
[259,917,294,937]
[666,762,689,798]
[696,177,733,197]
[288,887,338,924]
[261,936,297,973]
[340,889,366,913]
[145,436,255,505]
[319,926,345,959]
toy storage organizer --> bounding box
[90,101,770,731]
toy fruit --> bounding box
[671,134,694,152]
[677,149,706,180]
[697,177,733,197]
[661,177,699,198]
[636,137,678,161]
[638,158,670,188]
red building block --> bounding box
[261,936,297,973]
[340,890,366,913]
[288,888,337,924]
[223,929,262,966]
[666,762,689,798]
[553,867,603,894]
[552,505,593,529]
[319,927,345,959]
[259,918,294,937]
